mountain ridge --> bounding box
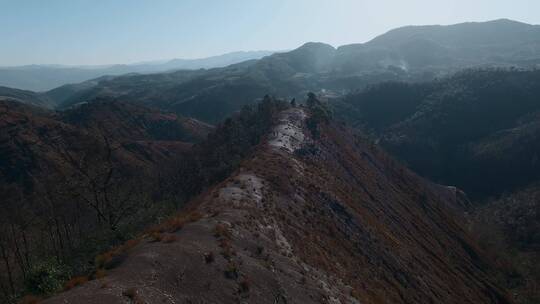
[40,105,511,304]
[23,18,537,124]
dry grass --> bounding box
[122,287,137,299]
[95,268,107,279]
[95,238,141,269]
[214,223,230,238]
[149,231,164,242]
[89,207,202,286]
[18,295,42,304]
[122,287,145,304]
[238,276,250,293]
[350,288,361,300]
[146,211,203,234]
[218,238,234,258]
[149,232,178,243]
[162,217,185,232]
[161,234,178,243]
[63,276,89,290]
[224,261,238,279]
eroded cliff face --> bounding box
[43,107,510,304]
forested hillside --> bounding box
[332,68,540,303]
[334,69,540,199]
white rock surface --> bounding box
[268,108,307,153]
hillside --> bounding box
[331,70,540,303]
[40,104,510,304]
[0,86,51,107]
[0,99,210,191]
[15,19,534,123]
[0,97,294,303]
[60,99,213,143]
[334,69,540,199]
[0,99,215,302]
[336,19,540,72]
[471,183,540,303]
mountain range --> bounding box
[0,51,275,92]
[2,19,538,124]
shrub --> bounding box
[163,218,184,232]
[95,269,107,279]
[95,238,141,269]
[149,232,163,242]
[63,276,88,291]
[224,262,238,279]
[94,252,113,269]
[18,295,42,304]
[214,223,230,238]
[122,287,137,299]
[148,211,203,235]
[24,259,71,296]
[305,92,332,138]
[238,276,250,293]
[204,251,215,264]
[187,211,203,222]
[219,239,234,259]
[161,234,177,243]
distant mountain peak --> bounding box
[299,41,335,49]
[484,18,532,26]
[367,18,539,49]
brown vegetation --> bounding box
[17,295,41,304]
[94,238,141,270]
[5,100,514,303]
[63,277,88,291]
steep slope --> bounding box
[471,182,540,303]
[331,68,540,304]
[334,69,540,198]
[43,107,510,304]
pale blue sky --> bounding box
[1,0,539,66]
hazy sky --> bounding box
[1,0,539,66]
